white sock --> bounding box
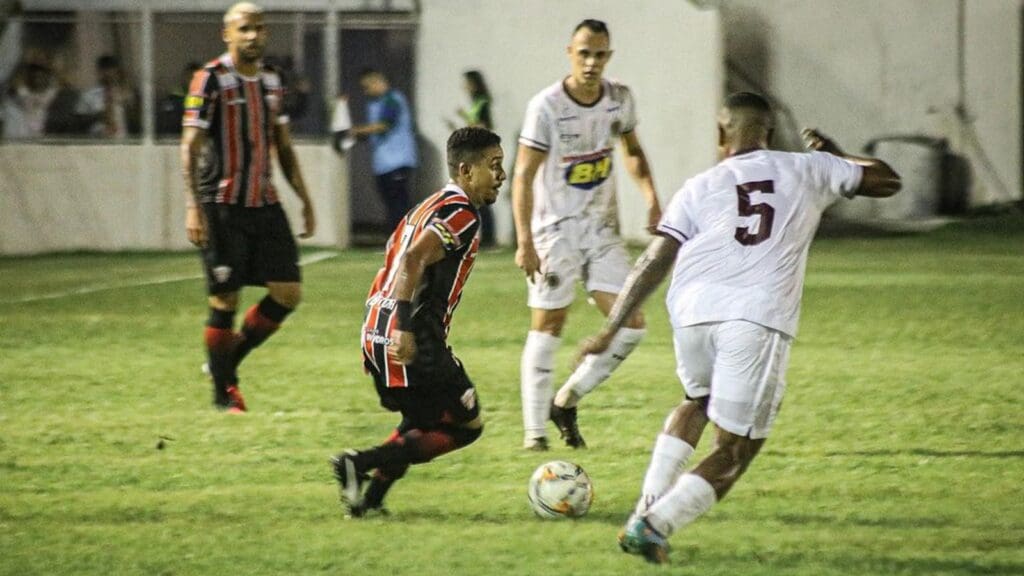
[634,434,695,514]
[645,473,718,537]
[556,327,645,405]
[521,330,561,441]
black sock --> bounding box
[233,295,293,369]
[363,464,409,509]
[204,308,236,403]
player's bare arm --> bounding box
[388,231,448,365]
[620,129,662,233]
[801,128,902,198]
[273,121,316,238]
[351,122,390,137]
[512,144,547,282]
[181,125,208,247]
[576,234,680,363]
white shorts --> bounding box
[527,217,632,310]
[673,321,791,439]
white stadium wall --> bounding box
[416,0,724,244]
[721,0,1022,207]
[0,144,347,255]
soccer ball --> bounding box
[527,460,594,519]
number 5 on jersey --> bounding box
[735,180,775,246]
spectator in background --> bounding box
[76,55,139,138]
[1,61,58,139]
[351,68,419,232]
[456,70,492,130]
[157,61,200,136]
[449,70,496,247]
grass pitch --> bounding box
[1,215,1023,575]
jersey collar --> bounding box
[220,53,262,81]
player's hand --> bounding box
[515,242,542,283]
[388,329,417,365]
[298,201,316,239]
[646,203,663,235]
[186,205,208,248]
[573,330,616,368]
[801,128,844,156]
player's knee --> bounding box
[451,424,483,448]
[531,308,568,336]
[209,292,240,310]
[624,310,646,329]
[268,284,301,309]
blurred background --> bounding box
[0,0,1019,254]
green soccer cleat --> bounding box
[618,516,670,565]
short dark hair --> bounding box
[573,19,610,41]
[724,91,772,114]
[447,127,501,177]
[359,67,383,80]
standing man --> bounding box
[331,127,504,517]
[181,2,316,412]
[351,68,419,233]
[514,19,661,450]
[575,92,901,563]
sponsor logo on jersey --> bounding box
[212,265,232,283]
[430,221,457,248]
[564,149,612,190]
[460,388,477,410]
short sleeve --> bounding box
[656,182,698,244]
[426,204,479,252]
[518,94,551,152]
[182,69,218,130]
[808,151,863,201]
[615,83,638,134]
[264,71,289,126]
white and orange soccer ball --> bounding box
[527,460,594,519]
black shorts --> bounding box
[200,203,300,294]
[364,320,481,428]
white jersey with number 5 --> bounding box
[518,78,637,231]
[658,150,863,337]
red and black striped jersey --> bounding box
[183,54,288,207]
[362,184,481,387]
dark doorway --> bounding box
[339,26,416,245]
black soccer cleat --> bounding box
[346,502,390,519]
[331,450,368,516]
[550,403,587,449]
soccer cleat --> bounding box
[523,436,550,451]
[550,403,587,448]
[618,516,670,564]
[345,502,390,520]
[331,450,367,515]
[225,385,247,412]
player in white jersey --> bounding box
[575,92,901,564]
[513,19,662,450]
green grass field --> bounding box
[2,215,1023,575]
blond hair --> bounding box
[223,2,263,25]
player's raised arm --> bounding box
[387,231,448,364]
[180,125,208,247]
[512,143,547,282]
[273,121,316,238]
[620,129,662,233]
[801,128,902,198]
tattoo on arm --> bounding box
[604,236,680,332]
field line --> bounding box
[2,251,339,305]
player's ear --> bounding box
[717,123,726,148]
[766,128,775,147]
[606,49,614,62]
[458,161,473,180]
[222,26,230,44]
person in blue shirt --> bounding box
[352,68,419,231]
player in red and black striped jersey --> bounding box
[331,127,505,518]
[181,2,316,412]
